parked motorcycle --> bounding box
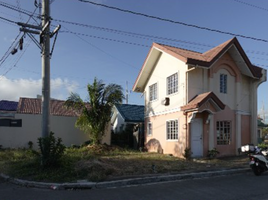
[241,144,268,176]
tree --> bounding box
[65,77,124,145]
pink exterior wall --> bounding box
[145,111,186,157]
[241,115,251,145]
[214,106,236,156]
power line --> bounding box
[60,25,138,70]
[63,30,150,48]
[0,32,22,68]
[0,15,17,24]
[0,1,39,18]
[56,18,213,49]
[78,0,268,43]
[16,0,23,21]
[3,1,268,56]
[56,17,268,57]
[233,0,268,12]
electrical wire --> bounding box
[56,18,268,57]
[0,32,22,68]
[233,0,268,12]
[2,1,268,56]
[78,0,268,43]
[0,1,39,18]
[16,0,23,21]
[0,15,17,24]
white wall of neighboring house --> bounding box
[0,113,111,149]
[145,52,187,117]
[112,111,125,133]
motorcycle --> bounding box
[241,144,268,176]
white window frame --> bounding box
[216,121,231,145]
[166,119,178,140]
[149,83,157,101]
[220,74,227,94]
[167,73,178,95]
[147,122,152,136]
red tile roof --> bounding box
[17,98,80,117]
[181,92,225,111]
[154,37,262,78]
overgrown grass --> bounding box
[0,145,249,183]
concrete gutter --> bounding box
[1,168,250,190]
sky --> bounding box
[0,0,268,120]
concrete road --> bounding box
[1,171,268,200]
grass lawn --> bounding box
[0,145,249,183]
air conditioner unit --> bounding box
[162,97,169,106]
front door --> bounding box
[191,118,203,157]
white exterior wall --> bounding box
[187,67,206,102]
[145,52,187,117]
[213,68,236,109]
[112,113,125,133]
[240,75,251,112]
[0,113,111,149]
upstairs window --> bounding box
[220,74,227,94]
[167,73,178,95]
[149,83,157,101]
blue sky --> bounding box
[0,0,268,119]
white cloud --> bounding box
[0,76,79,101]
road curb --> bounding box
[0,168,250,190]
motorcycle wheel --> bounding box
[252,165,263,176]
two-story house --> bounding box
[133,37,267,157]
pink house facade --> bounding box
[133,38,267,157]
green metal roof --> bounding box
[115,104,144,123]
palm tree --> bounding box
[65,77,124,145]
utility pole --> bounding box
[125,81,129,104]
[18,1,60,139]
[41,0,50,138]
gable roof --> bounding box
[181,91,225,112]
[115,104,144,123]
[133,37,264,92]
[0,100,18,111]
[17,98,80,117]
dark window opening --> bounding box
[0,119,22,127]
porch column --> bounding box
[235,112,241,155]
[209,114,214,150]
[235,82,241,154]
[250,82,258,144]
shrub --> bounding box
[37,132,65,168]
[207,148,220,159]
[28,141,34,149]
[183,148,192,160]
[258,142,268,149]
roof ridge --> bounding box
[155,42,202,54]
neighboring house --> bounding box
[257,117,267,142]
[133,37,267,158]
[111,104,144,149]
[0,97,110,149]
[0,100,20,127]
[111,104,144,133]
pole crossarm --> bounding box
[17,22,42,30]
[19,27,40,35]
